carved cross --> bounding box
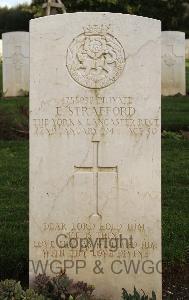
[74,141,118,218]
[42,0,66,16]
[12,46,23,69]
[5,45,26,86]
[163,45,176,66]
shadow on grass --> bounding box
[0,97,29,140]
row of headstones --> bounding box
[0,31,188,97]
[0,32,29,96]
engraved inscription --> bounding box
[66,25,126,89]
[163,45,176,66]
[32,95,160,137]
[33,222,159,261]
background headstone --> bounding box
[161,31,186,96]
[0,40,2,62]
[186,39,189,59]
[30,13,162,299]
[2,31,29,97]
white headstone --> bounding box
[2,32,29,97]
[186,39,189,59]
[161,31,186,96]
[30,13,162,299]
[0,40,2,62]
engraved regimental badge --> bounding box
[66,25,126,89]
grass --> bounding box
[0,97,29,140]
[0,63,2,92]
[0,63,29,140]
[0,141,28,283]
[186,59,189,93]
[161,59,189,132]
[162,96,189,131]
[162,136,189,262]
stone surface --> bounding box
[186,39,189,59]
[161,31,186,96]
[2,31,29,97]
[30,13,161,300]
[0,40,2,62]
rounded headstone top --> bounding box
[30,12,161,91]
[30,12,161,25]
[2,31,29,36]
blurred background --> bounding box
[0,0,189,38]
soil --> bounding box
[163,263,189,299]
